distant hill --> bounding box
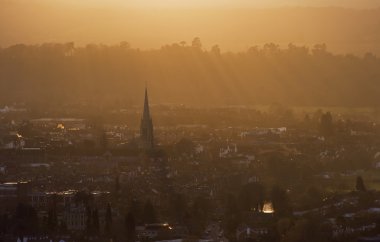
[0,42,379,107]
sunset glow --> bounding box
[1,1,380,241]
[1,0,380,53]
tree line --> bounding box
[0,39,379,107]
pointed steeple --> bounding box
[140,87,154,150]
[143,87,150,120]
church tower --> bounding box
[140,88,154,150]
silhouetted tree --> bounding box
[191,37,202,49]
[356,176,366,192]
[180,41,187,47]
[312,43,328,56]
[120,41,130,50]
[1,42,380,107]
[211,45,221,56]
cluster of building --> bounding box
[2,91,380,241]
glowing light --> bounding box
[263,201,274,214]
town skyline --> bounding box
[2,1,380,241]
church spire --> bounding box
[143,87,150,119]
[140,87,154,150]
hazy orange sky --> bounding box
[2,0,380,54]
[18,0,380,8]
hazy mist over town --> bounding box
[1,1,380,242]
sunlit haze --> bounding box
[2,1,380,241]
[2,0,380,54]
[34,0,380,8]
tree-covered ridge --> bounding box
[0,40,379,107]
